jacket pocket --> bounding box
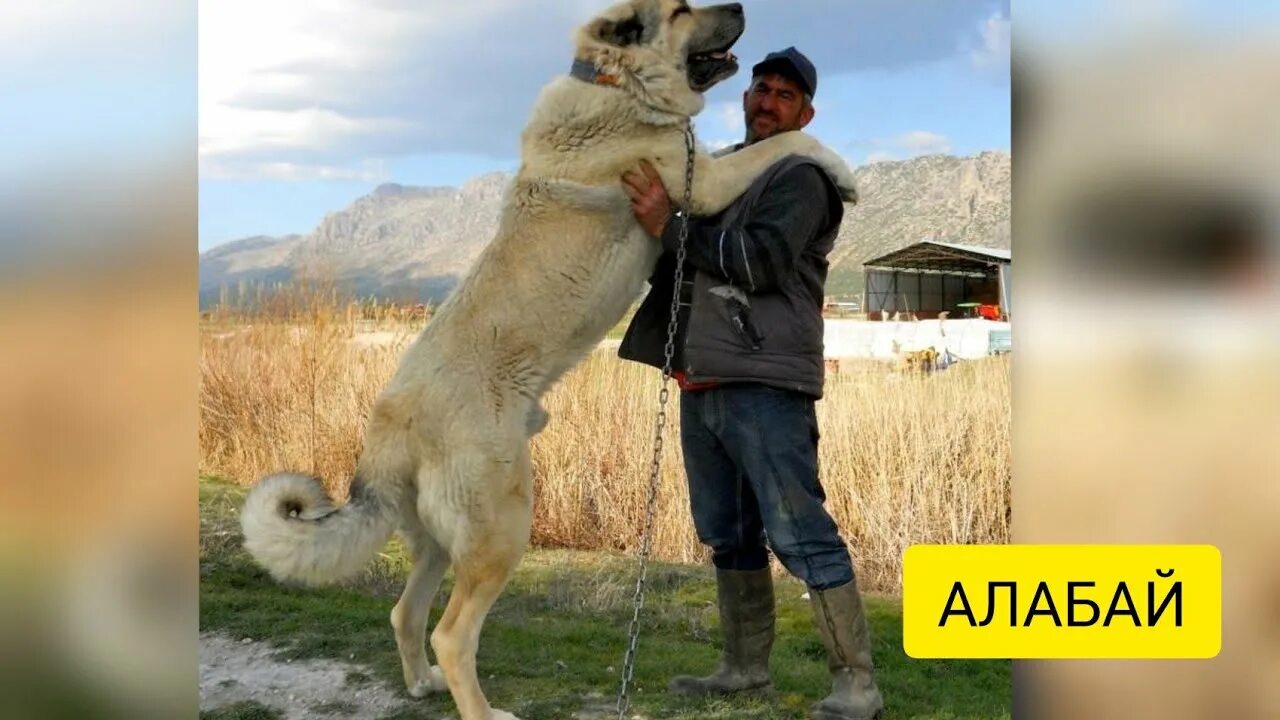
[727,297,765,350]
[708,283,765,352]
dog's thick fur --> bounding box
[240,2,858,718]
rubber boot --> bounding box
[668,567,775,696]
[809,579,884,720]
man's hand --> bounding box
[621,160,672,239]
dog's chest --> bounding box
[596,227,662,295]
[555,227,661,329]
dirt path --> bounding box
[200,632,632,720]
[199,632,415,719]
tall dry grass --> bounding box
[199,302,1009,594]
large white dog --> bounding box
[240,1,858,718]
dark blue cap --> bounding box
[751,46,817,98]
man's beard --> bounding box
[745,112,784,145]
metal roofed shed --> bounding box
[862,240,1012,321]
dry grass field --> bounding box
[199,297,1009,594]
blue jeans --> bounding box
[679,384,854,590]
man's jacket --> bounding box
[618,149,844,398]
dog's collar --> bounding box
[569,58,622,88]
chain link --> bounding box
[615,122,696,720]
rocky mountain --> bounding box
[199,151,1010,306]
[826,150,1011,295]
[199,234,306,295]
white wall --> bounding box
[824,318,1011,360]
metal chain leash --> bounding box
[615,122,696,720]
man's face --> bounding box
[742,72,815,144]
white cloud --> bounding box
[199,106,413,159]
[856,131,953,164]
[198,0,1005,181]
[714,102,744,136]
[202,158,390,182]
[971,11,1011,71]
[198,0,600,179]
[896,130,952,154]
[199,0,420,177]
[744,1,1009,75]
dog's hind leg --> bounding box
[391,524,450,698]
[431,452,533,720]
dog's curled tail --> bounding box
[240,472,398,586]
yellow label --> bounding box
[902,545,1221,659]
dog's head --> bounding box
[574,0,745,117]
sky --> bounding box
[198,0,1012,251]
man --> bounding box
[618,48,884,720]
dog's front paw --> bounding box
[762,133,859,203]
[811,146,858,204]
[489,709,524,720]
[836,179,858,204]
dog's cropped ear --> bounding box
[594,14,646,47]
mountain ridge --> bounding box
[199,150,1010,306]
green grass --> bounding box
[200,477,1009,719]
